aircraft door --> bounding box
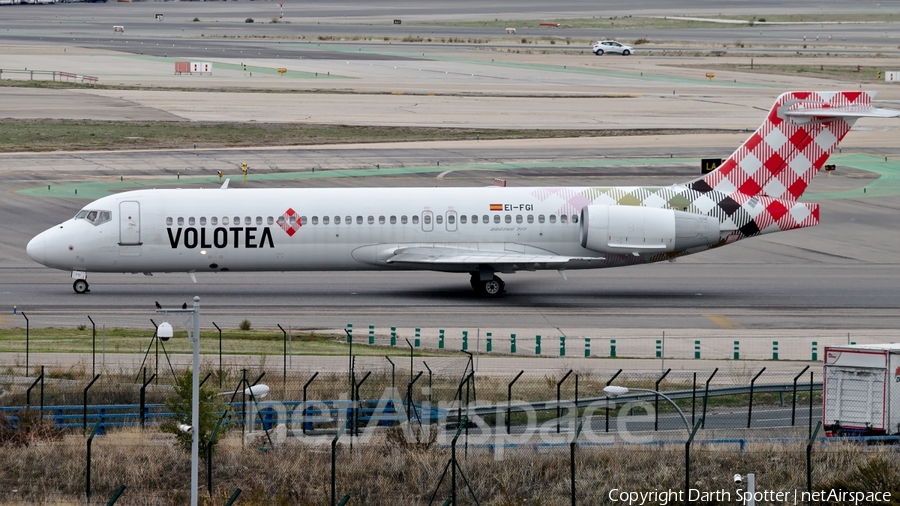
[119,201,142,245]
[446,211,458,232]
[422,211,433,232]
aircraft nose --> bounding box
[26,234,45,265]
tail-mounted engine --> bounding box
[579,205,720,255]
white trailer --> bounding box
[823,344,900,436]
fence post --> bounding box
[486,332,492,352]
[685,419,703,506]
[331,422,347,506]
[346,323,352,343]
[415,327,421,348]
[811,341,818,361]
[584,338,590,357]
[369,325,375,345]
[654,369,671,431]
[510,333,516,354]
[535,335,541,355]
[807,421,822,497]
[733,341,740,360]
[83,374,101,435]
[557,370,573,434]
[560,336,566,357]
[791,366,810,426]
[694,340,700,359]
[439,329,445,350]
[610,339,616,357]
[302,372,319,435]
[140,372,157,430]
[391,326,397,347]
[462,330,468,351]
[656,339,662,358]
[605,369,623,432]
[773,341,779,360]
[85,418,102,503]
[507,370,524,434]
[701,368,718,429]
[747,368,766,428]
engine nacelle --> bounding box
[579,205,720,255]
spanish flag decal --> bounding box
[489,204,503,211]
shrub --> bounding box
[192,17,199,22]
[239,319,251,331]
[159,369,230,457]
[245,18,254,23]
[0,410,63,447]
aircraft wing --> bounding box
[385,246,601,269]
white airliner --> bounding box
[26,91,899,295]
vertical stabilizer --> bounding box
[689,91,875,200]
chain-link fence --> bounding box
[4,354,895,505]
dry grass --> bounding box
[1,427,897,505]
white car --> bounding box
[592,40,633,56]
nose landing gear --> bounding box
[73,279,90,294]
[470,273,505,297]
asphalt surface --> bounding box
[1,0,899,367]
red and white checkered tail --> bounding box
[690,91,895,200]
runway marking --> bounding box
[704,314,743,329]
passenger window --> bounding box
[256,216,263,225]
[390,216,397,224]
[223,217,230,225]
[412,215,419,225]
[424,214,432,225]
[277,216,286,225]
[233,217,240,225]
[504,215,512,224]
[472,215,478,224]
[572,214,579,223]
[189,217,196,226]
[346,216,352,224]
[368,216,375,225]
[323,216,330,225]
[549,215,557,223]
[178,217,185,226]
[436,215,443,225]
[244,217,251,226]
[288,216,296,226]
[527,215,534,224]
[493,215,501,224]
[483,215,490,223]
[312,216,319,225]
[379,216,386,224]
[335,216,342,225]
[166,217,173,226]
[560,214,568,224]
[267,216,274,225]
[401,216,408,224]
[448,214,456,224]
[538,215,545,224]
[200,217,207,226]
[212,217,218,225]
[357,216,363,225]
[301,216,308,225]
[516,215,523,224]
[460,215,467,224]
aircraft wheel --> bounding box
[73,279,90,294]
[479,276,505,297]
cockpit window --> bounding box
[75,209,111,226]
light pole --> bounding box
[603,385,690,433]
[157,296,201,506]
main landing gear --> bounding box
[470,273,505,297]
[73,279,90,294]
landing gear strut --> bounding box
[470,273,505,297]
[73,279,90,294]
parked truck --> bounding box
[823,344,900,437]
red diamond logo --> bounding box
[279,208,301,237]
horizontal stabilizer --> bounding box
[785,105,900,120]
